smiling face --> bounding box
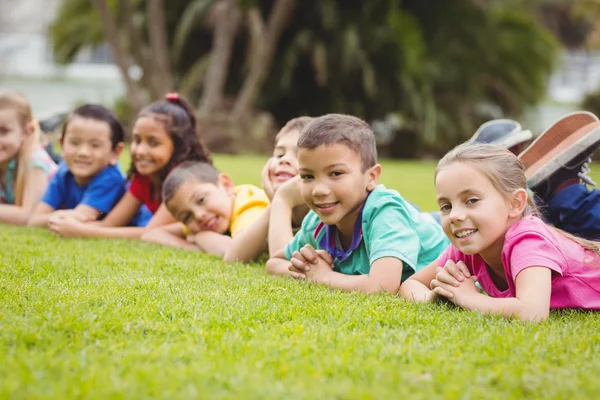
[61,116,120,185]
[298,144,380,239]
[0,108,30,167]
[130,116,174,177]
[166,176,235,235]
[270,130,299,191]
[435,162,519,263]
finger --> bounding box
[436,269,461,287]
[432,286,454,299]
[456,261,471,278]
[288,265,307,278]
[290,257,309,272]
[300,245,319,264]
[291,250,308,264]
[443,260,465,282]
[315,250,334,265]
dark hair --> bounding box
[130,95,212,186]
[162,161,221,205]
[62,104,124,149]
[275,116,313,143]
[298,114,377,171]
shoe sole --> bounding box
[518,111,599,169]
[525,121,600,187]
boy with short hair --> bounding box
[29,104,129,227]
[142,161,270,259]
[266,114,449,294]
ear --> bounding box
[366,164,382,191]
[217,173,235,196]
[24,120,36,137]
[509,188,528,218]
[110,142,125,165]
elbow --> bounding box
[223,251,239,264]
[140,228,160,244]
[265,258,279,275]
[27,218,39,227]
[518,309,549,323]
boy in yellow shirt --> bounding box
[141,161,269,259]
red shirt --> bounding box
[128,174,161,214]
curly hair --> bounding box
[128,95,212,191]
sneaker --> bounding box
[519,111,600,201]
[469,119,533,154]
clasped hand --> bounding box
[430,260,481,307]
[289,244,334,282]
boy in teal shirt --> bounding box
[266,114,449,293]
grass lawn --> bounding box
[2,155,600,399]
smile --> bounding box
[454,229,477,238]
[314,202,339,213]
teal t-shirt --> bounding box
[284,184,450,282]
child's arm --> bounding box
[398,260,440,302]
[0,167,48,226]
[291,244,403,293]
[223,206,270,263]
[268,176,305,257]
[141,223,201,251]
[189,231,232,257]
[432,265,552,322]
[28,203,58,227]
[266,248,308,279]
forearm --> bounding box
[462,294,548,322]
[28,212,52,227]
[0,205,31,226]
[141,227,201,251]
[399,279,433,302]
[268,200,295,257]
[318,271,397,294]
[74,224,146,239]
[191,232,232,257]
[265,257,295,276]
[224,207,270,263]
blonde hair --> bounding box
[435,143,600,257]
[0,91,41,205]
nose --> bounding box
[448,205,466,223]
[192,207,208,226]
[78,145,91,156]
[312,180,330,198]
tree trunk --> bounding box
[231,0,295,120]
[91,0,144,113]
[199,0,242,115]
[147,0,174,98]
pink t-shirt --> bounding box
[437,215,600,309]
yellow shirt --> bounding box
[229,184,269,237]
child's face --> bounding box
[435,162,516,259]
[0,108,30,166]
[270,130,299,192]
[130,116,174,177]
[298,144,379,238]
[167,176,235,235]
[61,116,120,185]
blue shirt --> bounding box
[284,185,450,282]
[41,162,126,214]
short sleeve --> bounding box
[436,245,467,269]
[29,147,57,176]
[283,212,319,260]
[40,170,64,210]
[79,167,125,214]
[230,186,269,237]
[505,231,565,279]
[128,174,146,202]
[230,207,267,237]
[365,197,420,268]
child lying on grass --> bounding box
[266,114,449,294]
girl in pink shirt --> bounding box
[400,143,600,322]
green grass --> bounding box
[2,155,600,399]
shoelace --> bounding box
[578,157,597,187]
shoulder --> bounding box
[234,184,269,204]
[94,164,126,181]
[297,210,323,235]
[363,185,414,219]
[504,215,560,249]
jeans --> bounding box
[540,184,600,240]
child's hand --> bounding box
[275,176,305,208]
[432,260,471,288]
[430,273,481,308]
[261,157,276,201]
[51,209,94,223]
[289,244,333,278]
[48,215,85,238]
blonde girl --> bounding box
[0,92,57,225]
[400,143,600,322]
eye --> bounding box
[182,213,191,223]
[330,171,343,177]
[439,203,451,213]
[466,198,479,205]
[132,135,141,144]
[196,196,205,205]
[300,174,313,181]
[273,151,284,158]
[149,140,159,147]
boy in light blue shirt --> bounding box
[266,114,449,293]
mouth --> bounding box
[314,202,339,214]
[273,171,296,182]
[202,216,219,231]
[135,159,154,169]
[453,228,478,239]
[73,160,92,168]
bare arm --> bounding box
[399,260,439,302]
[266,248,297,276]
[141,222,201,251]
[28,202,57,227]
[0,167,48,226]
[190,231,233,257]
[224,206,270,263]
[268,177,305,257]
